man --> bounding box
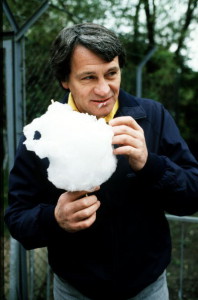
[5,23,198,300]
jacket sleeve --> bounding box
[137,105,198,216]
[4,135,65,250]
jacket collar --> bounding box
[116,89,147,120]
[62,89,147,120]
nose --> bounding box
[94,79,110,97]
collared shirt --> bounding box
[68,92,119,122]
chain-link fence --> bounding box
[3,3,65,300]
[166,216,198,300]
[3,239,53,300]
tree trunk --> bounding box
[143,0,156,47]
[175,0,198,64]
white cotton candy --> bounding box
[23,101,117,191]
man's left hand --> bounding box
[109,116,148,171]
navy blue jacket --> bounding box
[5,89,198,300]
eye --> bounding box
[106,71,117,78]
[82,75,95,80]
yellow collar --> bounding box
[68,93,119,122]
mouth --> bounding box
[91,97,112,108]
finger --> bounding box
[73,200,101,222]
[71,195,100,213]
[86,186,101,193]
[113,145,146,162]
[73,195,98,211]
[111,125,140,139]
[112,125,137,136]
[109,116,142,131]
[62,186,100,202]
[71,213,97,232]
[59,190,87,204]
[112,135,141,148]
[113,145,135,156]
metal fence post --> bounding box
[178,222,185,300]
[136,46,157,98]
[3,1,50,299]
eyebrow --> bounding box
[77,66,120,78]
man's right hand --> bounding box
[54,188,101,233]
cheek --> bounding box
[78,89,89,100]
[73,88,90,106]
[80,86,94,98]
[111,77,121,90]
[111,83,120,94]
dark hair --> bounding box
[50,23,126,83]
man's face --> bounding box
[62,45,121,118]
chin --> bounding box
[97,109,111,119]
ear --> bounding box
[61,81,69,90]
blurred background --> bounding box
[1,0,198,299]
